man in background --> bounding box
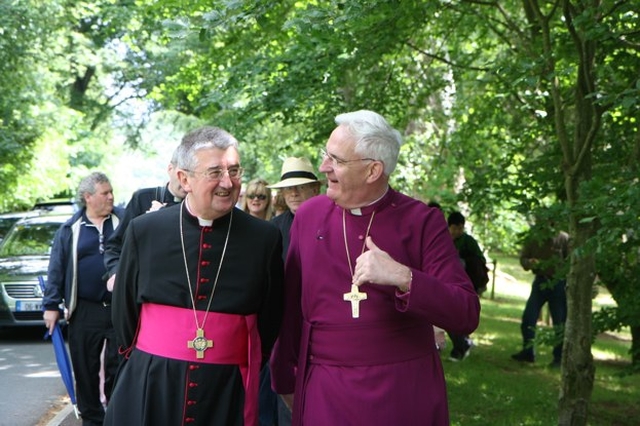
[447,211,488,361]
[268,157,322,258]
[43,172,125,426]
[512,223,569,368]
[103,147,186,291]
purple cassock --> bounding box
[270,188,481,426]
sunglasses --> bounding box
[247,194,267,201]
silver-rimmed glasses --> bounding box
[186,166,244,181]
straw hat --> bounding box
[267,157,319,189]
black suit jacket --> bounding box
[104,184,180,277]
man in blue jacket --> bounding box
[43,171,125,426]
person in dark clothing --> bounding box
[43,172,125,426]
[103,147,186,291]
[447,211,487,361]
[268,157,322,260]
[511,225,569,368]
[104,126,284,426]
[259,157,321,426]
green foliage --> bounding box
[0,0,150,211]
[0,1,56,209]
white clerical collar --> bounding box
[184,197,213,227]
[349,187,389,216]
[168,187,183,203]
[198,217,213,226]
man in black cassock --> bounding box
[104,126,284,426]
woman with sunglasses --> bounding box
[241,178,273,220]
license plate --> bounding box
[15,301,42,311]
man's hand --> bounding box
[43,310,60,335]
[353,237,412,291]
[107,274,116,292]
[147,200,166,213]
[434,326,446,351]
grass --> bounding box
[442,254,638,426]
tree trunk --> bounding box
[631,325,640,368]
[558,200,596,425]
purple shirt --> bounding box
[271,189,481,426]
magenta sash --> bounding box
[136,303,261,426]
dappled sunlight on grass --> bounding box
[472,334,497,347]
[593,347,628,362]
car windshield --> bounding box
[0,217,21,240]
[0,222,61,257]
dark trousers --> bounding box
[259,364,278,426]
[277,395,292,426]
[520,275,567,361]
[68,300,118,425]
[258,364,292,426]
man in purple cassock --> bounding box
[270,110,481,426]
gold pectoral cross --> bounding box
[343,284,367,318]
[187,328,213,359]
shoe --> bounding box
[449,345,472,362]
[511,350,535,363]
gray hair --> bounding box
[335,110,403,175]
[76,172,111,207]
[176,126,239,171]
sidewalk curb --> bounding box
[45,403,74,426]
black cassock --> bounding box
[105,203,284,426]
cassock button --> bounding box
[187,400,197,406]
[202,243,211,249]
[189,365,199,370]
[185,417,195,423]
[358,235,364,240]
[189,382,198,388]
[197,295,207,301]
[199,277,209,283]
[201,261,210,266]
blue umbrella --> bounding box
[39,276,80,419]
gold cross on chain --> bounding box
[343,284,367,318]
[187,328,213,359]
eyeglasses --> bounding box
[247,194,267,201]
[320,149,375,167]
[186,166,244,181]
[99,233,104,255]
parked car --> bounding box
[0,212,70,328]
[32,198,79,214]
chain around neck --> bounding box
[179,202,233,330]
[342,208,376,278]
